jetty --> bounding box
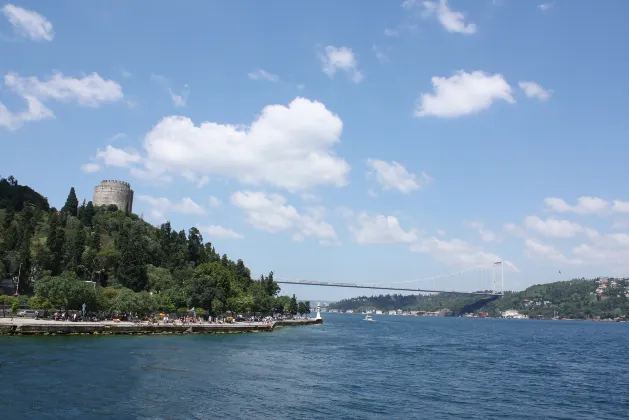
[0,317,323,336]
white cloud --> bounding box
[436,229,446,236]
[367,159,431,194]
[544,196,610,215]
[123,97,349,192]
[200,225,243,240]
[538,3,552,11]
[230,191,338,245]
[5,72,124,107]
[414,70,514,118]
[80,163,101,173]
[519,81,552,101]
[2,4,54,41]
[319,46,364,84]
[612,220,629,230]
[524,239,581,265]
[372,45,388,64]
[422,0,477,35]
[0,95,53,131]
[350,213,418,244]
[247,69,279,82]
[612,200,629,213]
[402,0,420,9]
[411,237,504,267]
[137,195,205,222]
[1,72,123,131]
[468,221,500,243]
[168,84,189,108]
[523,216,582,238]
[383,28,400,36]
[503,222,527,238]
[208,195,222,208]
[95,145,142,168]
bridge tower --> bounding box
[492,261,504,295]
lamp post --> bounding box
[14,263,22,295]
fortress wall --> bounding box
[93,180,134,213]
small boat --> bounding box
[364,315,375,322]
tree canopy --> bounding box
[0,176,298,316]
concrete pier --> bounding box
[0,317,323,336]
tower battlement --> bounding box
[93,180,134,213]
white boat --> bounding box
[364,315,375,322]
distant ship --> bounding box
[364,315,375,322]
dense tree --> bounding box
[0,176,49,211]
[1,176,290,316]
[115,222,148,291]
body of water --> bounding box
[1,314,628,419]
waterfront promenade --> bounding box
[0,317,323,336]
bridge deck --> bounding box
[275,280,501,296]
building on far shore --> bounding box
[93,180,134,213]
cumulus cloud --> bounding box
[319,46,364,84]
[80,163,101,173]
[524,238,581,265]
[411,237,508,268]
[544,196,610,215]
[468,221,501,243]
[137,195,206,222]
[200,225,244,240]
[103,97,349,192]
[0,72,123,131]
[95,145,142,168]
[523,216,582,238]
[414,70,514,118]
[349,213,419,244]
[367,159,431,194]
[421,0,476,35]
[169,84,189,108]
[230,191,338,245]
[2,3,54,41]
[247,69,279,82]
[519,81,552,101]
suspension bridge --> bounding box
[274,261,517,297]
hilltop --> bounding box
[0,176,307,317]
[329,278,629,320]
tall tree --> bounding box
[115,222,148,291]
[289,294,298,316]
[187,227,204,266]
[62,187,79,217]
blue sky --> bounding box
[2,0,629,301]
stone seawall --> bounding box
[0,318,323,336]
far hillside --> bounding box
[329,278,629,320]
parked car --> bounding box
[17,309,37,317]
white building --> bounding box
[502,309,529,319]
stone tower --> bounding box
[93,180,134,213]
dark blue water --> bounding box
[1,315,628,419]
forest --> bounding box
[0,176,309,317]
[329,278,629,320]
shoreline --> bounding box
[0,317,323,336]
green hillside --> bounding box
[329,278,629,320]
[0,176,306,316]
